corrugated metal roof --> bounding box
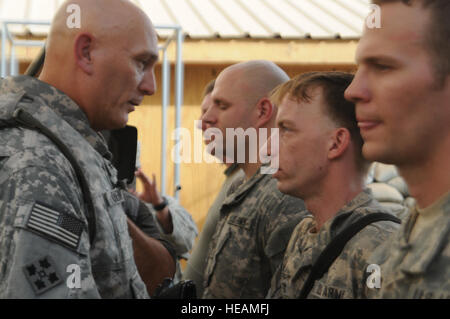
[0,0,372,39]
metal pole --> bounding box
[9,43,15,75]
[1,20,51,78]
[12,40,45,46]
[160,47,171,197]
[1,22,7,77]
[174,27,184,201]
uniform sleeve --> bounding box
[154,196,198,258]
[0,164,101,298]
[121,190,177,262]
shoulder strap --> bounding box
[298,212,401,298]
[0,118,20,129]
[9,109,97,244]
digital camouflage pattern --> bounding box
[149,196,198,260]
[0,75,148,298]
[148,196,198,283]
[182,164,245,297]
[268,189,400,299]
[366,191,450,299]
[202,168,309,298]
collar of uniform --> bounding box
[223,163,239,177]
[299,218,322,266]
[399,193,450,275]
[0,75,112,160]
[326,188,374,236]
[288,192,375,290]
[221,166,267,207]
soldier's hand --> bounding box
[133,169,164,206]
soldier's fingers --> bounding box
[136,169,152,187]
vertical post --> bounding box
[160,46,171,197]
[173,27,184,201]
[10,43,16,76]
[1,22,7,77]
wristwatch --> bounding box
[153,197,168,211]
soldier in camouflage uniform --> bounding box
[131,169,198,283]
[101,130,198,284]
[182,79,246,296]
[269,190,399,299]
[0,0,175,298]
[200,61,308,299]
[182,163,245,297]
[267,72,400,299]
[345,0,450,298]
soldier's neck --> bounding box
[306,175,364,231]
[398,150,450,209]
[240,162,262,181]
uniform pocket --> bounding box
[205,231,231,287]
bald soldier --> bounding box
[345,0,450,298]
[0,0,175,298]
[200,60,309,298]
[182,79,245,296]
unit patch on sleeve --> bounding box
[26,202,84,251]
[23,256,63,295]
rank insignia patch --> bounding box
[23,256,62,295]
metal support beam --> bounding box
[160,48,170,197]
[173,27,184,201]
[1,22,8,78]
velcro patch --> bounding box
[228,215,252,229]
[26,202,84,251]
[23,256,62,295]
[104,189,125,207]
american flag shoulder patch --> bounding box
[26,202,84,251]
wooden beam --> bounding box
[9,38,358,65]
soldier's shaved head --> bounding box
[43,0,154,75]
[217,60,289,108]
[39,0,159,130]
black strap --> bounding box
[0,118,21,129]
[25,46,45,77]
[298,212,401,298]
[12,109,97,244]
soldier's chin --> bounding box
[212,148,229,163]
[204,140,212,148]
[115,114,129,129]
[362,143,394,164]
[276,180,296,197]
[206,145,216,156]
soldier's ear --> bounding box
[74,33,94,75]
[328,127,351,160]
[256,97,275,128]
